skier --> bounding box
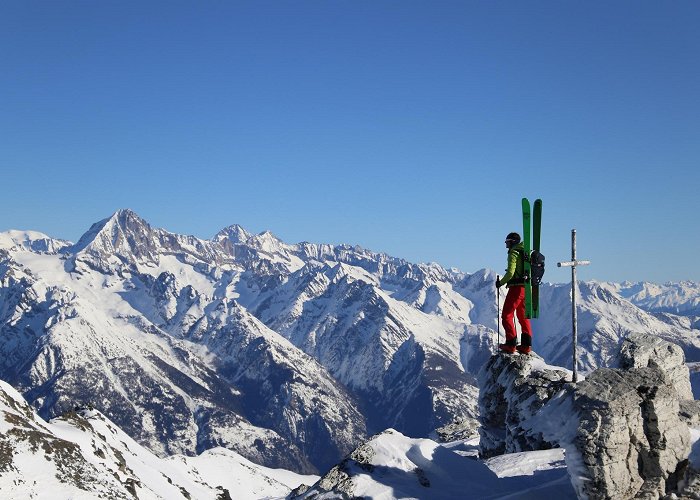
[496,232,532,354]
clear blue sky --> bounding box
[1,1,698,283]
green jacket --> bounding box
[501,242,526,287]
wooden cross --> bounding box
[557,229,590,383]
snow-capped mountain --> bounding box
[611,280,700,317]
[0,229,70,254]
[238,259,483,436]
[0,211,366,473]
[0,379,317,499]
[1,208,699,476]
[535,281,700,373]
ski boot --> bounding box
[499,342,516,354]
[517,334,532,355]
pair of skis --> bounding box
[522,198,542,319]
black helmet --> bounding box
[505,232,521,244]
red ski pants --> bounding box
[502,286,532,345]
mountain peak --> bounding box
[71,208,154,256]
[214,224,252,244]
[112,208,145,223]
[248,230,285,253]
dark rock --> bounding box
[434,417,479,443]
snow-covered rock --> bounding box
[479,334,694,500]
[242,258,484,436]
[478,352,571,458]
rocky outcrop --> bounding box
[567,366,689,499]
[619,332,694,400]
[679,399,700,426]
[434,417,479,443]
[478,333,695,500]
[478,353,571,458]
[294,431,384,499]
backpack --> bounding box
[529,249,545,285]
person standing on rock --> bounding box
[496,232,532,354]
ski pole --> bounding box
[496,274,500,352]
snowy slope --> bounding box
[298,429,575,499]
[0,229,70,254]
[0,379,317,499]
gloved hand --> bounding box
[496,277,501,288]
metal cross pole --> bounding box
[496,274,501,354]
[557,229,590,383]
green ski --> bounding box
[532,199,542,318]
[521,198,533,319]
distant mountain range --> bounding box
[0,209,698,474]
[612,280,700,317]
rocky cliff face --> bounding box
[618,331,693,399]
[567,366,689,499]
[478,333,696,500]
[477,353,571,458]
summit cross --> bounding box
[557,229,590,383]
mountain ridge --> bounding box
[1,208,699,476]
